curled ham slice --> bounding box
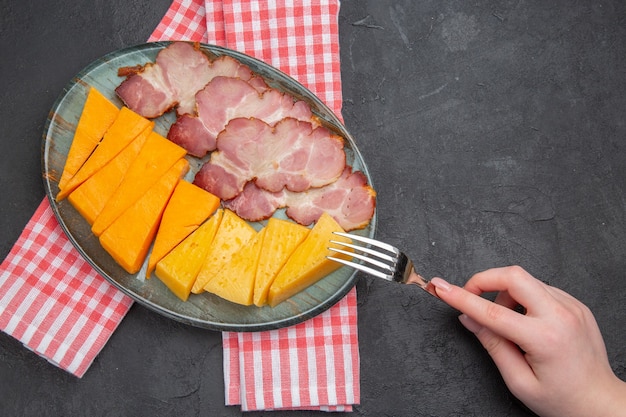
[167,76,315,157]
[116,42,263,118]
[193,117,345,201]
[223,167,376,231]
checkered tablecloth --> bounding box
[0,0,359,411]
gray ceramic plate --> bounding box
[42,41,376,331]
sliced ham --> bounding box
[167,76,316,157]
[223,183,283,223]
[223,167,376,231]
[116,42,263,118]
[193,117,345,200]
[114,42,376,232]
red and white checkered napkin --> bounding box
[0,199,132,377]
[1,0,359,409]
[154,0,359,411]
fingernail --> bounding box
[430,277,452,292]
[458,314,483,334]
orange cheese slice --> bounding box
[57,106,153,200]
[203,228,266,306]
[58,87,120,191]
[267,212,352,307]
[99,158,189,274]
[146,181,220,278]
[67,128,150,224]
[191,209,257,294]
[155,209,224,301]
[253,218,309,307]
[91,130,187,236]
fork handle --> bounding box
[400,258,439,298]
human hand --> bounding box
[430,266,626,417]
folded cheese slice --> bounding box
[267,212,352,307]
[58,87,120,191]
[91,130,187,236]
[99,158,189,274]
[155,209,224,301]
[57,106,153,200]
[67,128,150,224]
[146,180,220,278]
[253,218,309,307]
[191,209,256,294]
[203,228,266,306]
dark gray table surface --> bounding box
[1,1,625,416]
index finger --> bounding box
[463,266,554,316]
[432,277,534,344]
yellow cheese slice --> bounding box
[191,209,257,294]
[203,228,266,306]
[267,212,352,307]
[155,209,224,301]
[146,181,220,278]
[67,128,149,224]
[99,158,189,274]
[253,218,309,307]
[56,106,153,200]
[58,87,120,191]
[91,130,187,236]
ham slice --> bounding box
[193,117,345,201]
[116,42,263,118]
[167,76,316,157]
[223,167,376,231]
[114,42,376,232]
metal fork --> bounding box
[328,232,439,298]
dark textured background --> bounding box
[1,1,625,416]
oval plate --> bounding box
[41,41,377,332]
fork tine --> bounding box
[333,232,399,254]
[328,247,395,272]
[329,240,396,263]
[330,233,440,297]
[329,232,398,281]
[326,256,393,281]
